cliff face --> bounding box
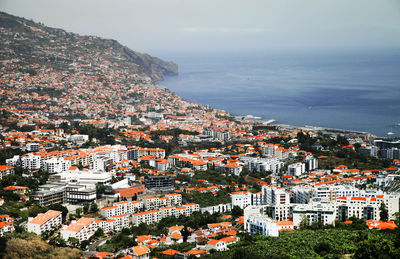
[0,11,178,81]
[122,47,178,82]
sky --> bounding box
[2,0,400,55]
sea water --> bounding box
[161,50,400,137]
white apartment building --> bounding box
[262,186,290,205]
[22,153,42,170]
[265,204,292,221]
[109,214,130,231]
[61,217,97,242]
[90,155,114,172]
[27,210,62,235]
[287,163,306,177]
[231,192,262,209]
[304,157,318,171]
[244,206,279,237]
[5,155,21,167]
[292,202,336,227]
[43,157,71,174]
[132,210,162,226]
[313,185,361,202]
[242,157,284,174]
[26,143,40,152]
[184,203,200,214]
[336,194,400,221]
[160,206,177,218]
[100,201,143,218]
[131,203,199,226]
[292,187,312,204]
[143,194,182,210]
[246,214,280,237]
[67,134,89,143]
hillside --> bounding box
[0,11,178,81]
[0,12,194,123]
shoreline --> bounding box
[158,84,396,140]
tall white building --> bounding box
[21,153,42,170]
[231,192,262,209]
[244,206,279,237]
[287,163,306,177]
[292,202,336,227]
[262,186,290,205]
[43,157,71,174]
[336,194,400,221]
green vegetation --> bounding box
[182,190,231,207]
[205,228,400,259]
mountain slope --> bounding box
[0,11,178,81]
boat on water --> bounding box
[387,132,395,135]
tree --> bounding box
[80,240,90,249]
[76,208,82,218]
[354,238,393,259]
[83,204,89,214]
[96,184,106,198]
[89,203,98,214]
[299,216,310,230]
[380,202,389,222]
[93,228,104,239]
[48,204,68,223]
[231,206,243,218]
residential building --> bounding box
[288,163,305,177]
[0,215,15,236]
[292,202,336,227]
[336,194,400,221]
[27,210,62,235]
[244,206,279,237]
[206,239,227,252]
[132,210,161,226]
[61,217,97,242]
[0,165,14,180]
[262,186,290,205]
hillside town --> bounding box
[1,11,400,259]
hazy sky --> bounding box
[2,0,400,55]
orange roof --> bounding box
[136,235,151,242]
[29,210,62,225]
[4,185,28,191]
[133,210,159,216]
[208,239,222,245]
[101,206,118,210]
[94,252,113,259]
[0,165,13,171]
[366,220,397,230]
[219,236,236,242]
[351,197,366,201]
[208,222,231,228]
[132,245,150,256]
[170,233,183,239]
[161,249,180,255]
[276,220,294,226]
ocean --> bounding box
[160,50,400,137]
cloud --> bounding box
[183,27,266,34]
